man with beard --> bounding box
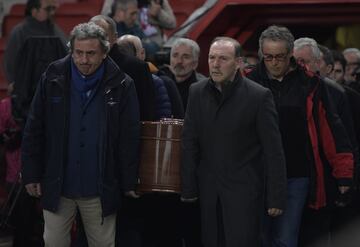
[160,38,205,109]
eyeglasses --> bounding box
[42,5,57,12]
[263,53,288,62]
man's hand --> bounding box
[267,208,283,217]
[335,186,351,207]
[180,197,198,203]
[149,0,161,17]
[125,190,140,198]
[338,186,350,194]
[25,183,41,197]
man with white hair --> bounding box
[294,37,358,247]
[343,48,360,84]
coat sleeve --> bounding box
[119,79,141,192]
[3,26,23,83]
[315,82,353,185]
[21,75,46,185]
[181,84,200,198]
[256,89,287,209]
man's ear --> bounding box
[326,64,334,76]
[193,60,199,70]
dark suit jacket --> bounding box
[109,44,156,121]
[181,73,286,247]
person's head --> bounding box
[116,38,137,56]
[258,25,294,81]
[331,50,347,84]
[293,37,321,73]
[318,44,334,77]
[118,34,145,60]
[170,38,200,82]
[90,15,118,46]
[68,22,110,75]
[343,48,360,83]
[111,0,139,28]
[208,37,242,87]
[25,0,57,22]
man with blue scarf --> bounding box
[21,22,140,247]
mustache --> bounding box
[173,64,185,70]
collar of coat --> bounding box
[43,54,127,90]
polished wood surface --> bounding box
[137,119,183,193]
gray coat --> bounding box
[181,74,287,247]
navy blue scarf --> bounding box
[71,59,105,103]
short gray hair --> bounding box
[68,22,110,53]
[294,37,321,60]
[343,48,360,62]
[258,25,294,58]
[90,15,118,38]
[171,38,200,61]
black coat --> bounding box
[12,36,67,124]
[181,74,287,247]
[21,55,140,216]
[109,44,156,121]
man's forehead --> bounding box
[126,3,138,13]
[263,39,287,50]
[74,38,101,47]
[210,41,234,51]
[172,45,192,54]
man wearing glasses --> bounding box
[3,0,67,85]
[247,25,353,247]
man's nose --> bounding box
[79,54,89,63]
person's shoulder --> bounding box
[7,20,27,38]
[195,72,206,81]
[43,55,70,79]
[243,76,269,93]
[189,77,208,91]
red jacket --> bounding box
[247,60,353,209]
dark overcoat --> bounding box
[181,74,287,247]
[21,55,140,217]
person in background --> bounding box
[118,34,184,118]
[342,48,360,85]
[90,14,156,121]
[160,38,205,110]
[138,0,176,60]
[0,83,43,247]
[21,22,140,247]
[109,0,160,61]
[182,36,287,247]
[247,25,353,247]
[3,0,67,84]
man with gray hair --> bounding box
[21,22,140,246]
[247,25,354,247]
[343,48,360,84]
[161,37,205,109]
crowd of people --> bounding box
[1,0,360,247]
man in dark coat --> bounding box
[3,0,67,84]
[181,36,287,247]
[247,26,353,247]
[90,15,156,121]
[21,22,140,246]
